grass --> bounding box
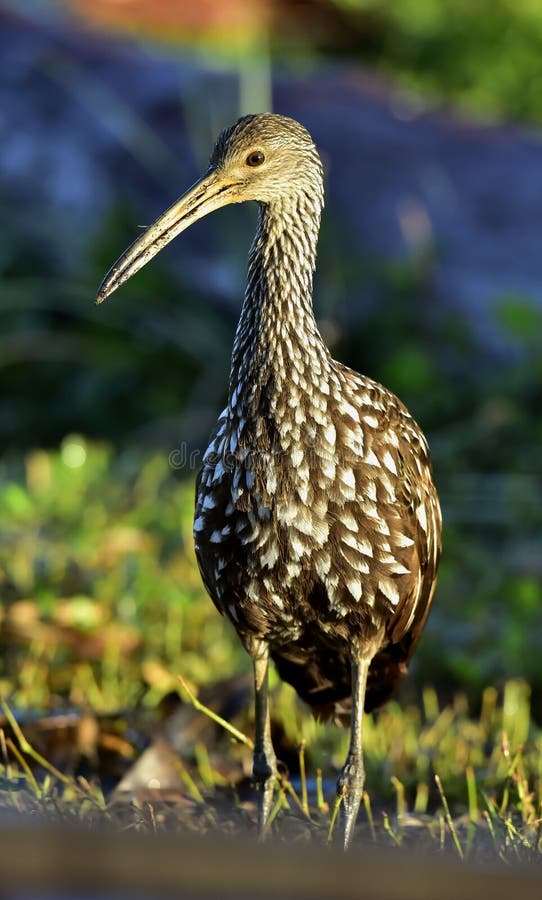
[1,673,542,861]
[1,439,542,860]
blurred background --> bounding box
[1,0,542,741]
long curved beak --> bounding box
[96,168,239,304]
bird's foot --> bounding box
[337,756,364,851]
[253,749,278,839]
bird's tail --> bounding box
[271,639,410,725]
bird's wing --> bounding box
[388,425,442,648]
[332,365,442,710]
[364,411,442,711]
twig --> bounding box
[391,775,406,823]
[299,740,309,818]
[435,774,464,859]
[382,811,401,847]
[316,768,329,814]
[177,675,253,749]
[0,698,71,785]
[363,791,376,842]
[327,791,343,844]
[5,738,41,797]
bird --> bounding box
[96,113,442,849]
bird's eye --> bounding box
[246,150,265,167]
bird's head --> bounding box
[96,113,323,304]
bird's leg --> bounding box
[337,654,372,851]
[251,639,277,836]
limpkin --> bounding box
[97,113,442,849]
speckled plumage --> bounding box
[97,112,442,848]
[193,114,441,723]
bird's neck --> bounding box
[229,193,331,417]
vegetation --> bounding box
[333,0,542,124]
[1,440,542,858]
[2,0,542,862]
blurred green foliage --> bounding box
[0,438,241,711]
[335,0,542,122]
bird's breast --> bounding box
[193,374,434,649]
